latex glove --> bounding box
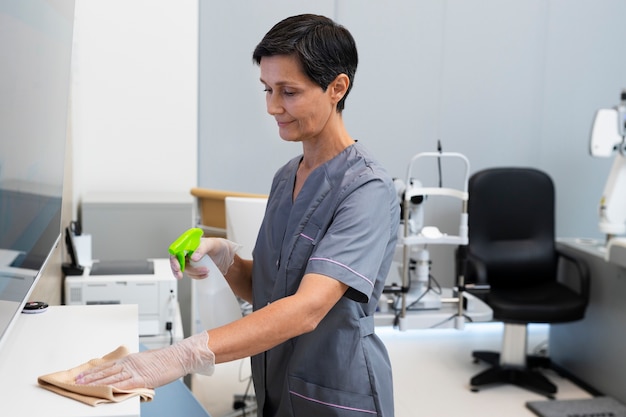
[170,237,240,280]
[75,331,215,390]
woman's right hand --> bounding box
[169,237,240,280]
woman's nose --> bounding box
[266,94,283,115]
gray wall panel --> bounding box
[198,0,626,286]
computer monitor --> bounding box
[0,0,75,350]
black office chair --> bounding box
[460,167,589,398]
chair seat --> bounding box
[487,281,587,323]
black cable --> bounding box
[242,376,253,416]
[429,313,473,329]
[234,376,253,416]
[392,294,402,328]
[406,273,442,311]
[166,321,173,345]
[437,139,443,187]
[390,271,442,328]
[406,284,431,311]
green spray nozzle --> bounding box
[169,227,204,272]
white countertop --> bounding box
[0,304,140,417]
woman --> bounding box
[77,14,399,417]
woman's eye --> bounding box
[262,87,294,96]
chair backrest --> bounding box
[225,196,268,260]
[190,187,267,237]
[467,167,557,288]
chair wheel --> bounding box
[470,387,480,393]
[473,358,480,364]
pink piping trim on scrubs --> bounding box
[300,233,315,242]
[289,390,377,414]
[309,257,374,288]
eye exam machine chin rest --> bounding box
[64,258,181,348]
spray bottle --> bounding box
[168,227,206,272]
[168,228,242,330]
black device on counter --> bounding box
[62,225,84,276]
[22,301,49,314]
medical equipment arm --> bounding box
[590,91,626,237]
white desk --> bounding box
[0,304,140,417]
[375,288,492,330]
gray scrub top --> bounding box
[250,142,399,417]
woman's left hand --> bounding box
[75,331,215,389]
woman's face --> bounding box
[259,54,336,143]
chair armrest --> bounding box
[469,254,488,284]
[556,249,591,302]
[457,249,489,288]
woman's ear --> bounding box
[329,74,350,104]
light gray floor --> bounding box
[192,322,593,417]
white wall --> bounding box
[70,0,198,219]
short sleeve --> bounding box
[305,178,394,302]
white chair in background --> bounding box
[225,196,268,260]
[225,196,268,321]
[189,187,267,237]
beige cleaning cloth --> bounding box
[37,345,155,406]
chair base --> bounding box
[473,350,552,369]
[471,351,556,398]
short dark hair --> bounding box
[252,14,358,112]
